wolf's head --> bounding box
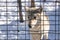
[25,6,43,28]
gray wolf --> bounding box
[25,6,50,40]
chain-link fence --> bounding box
[0,0,59,40]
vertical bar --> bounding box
[56,1,60,40]
[17,0,24,22]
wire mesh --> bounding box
[0,0,59,40]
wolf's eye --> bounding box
[34,16,36,19]
[28,16,31,19]
[28,17,29,18]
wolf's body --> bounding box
[25,6,50,40]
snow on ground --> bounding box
[0,0,59,40]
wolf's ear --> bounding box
[40,6,43,12]
[35,6,43,13]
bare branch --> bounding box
[17,0,24,22]
[31,0,35,7]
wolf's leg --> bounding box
[41,34,43,40]
[44,33,50,40]
[31,34,41,40]
[31,33,42,40]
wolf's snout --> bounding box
[28,24,31,28]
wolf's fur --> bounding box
[25,6,50,40]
